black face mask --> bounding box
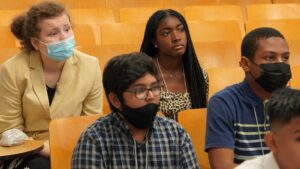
[255,63,291,92]
[120,103,159,129]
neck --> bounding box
[156,54,182,72]
[128,124,148,143]
[246,75,272,100]
[273,153,288,169]
[119,113,149,143]
[40,53,65,72]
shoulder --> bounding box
[209,81,246,104]
[0,50,31,75]
[235,156,265,169]
[202,68,208,79]
[155,116,183,128]
[85,114,111,134]
[72,50,101,74]
[213,82,243,97]
[78,114,115,145]
[207,82,247,121]
[153,116,187,137]
[73,50,99,66]
[1,50,29,68]
[202,68,209,84]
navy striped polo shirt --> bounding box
[205,80,270,164]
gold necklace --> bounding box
[156,57,179,78]
[156,57,187,92]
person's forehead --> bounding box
[256,37,287,48]
[278,117,300,134]
[129,74,158,87]
[38,13,70,29]
[288,117,300,131]
[157,16,182,28]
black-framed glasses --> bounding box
[125,84,162,100]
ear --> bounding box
[152,38,158,48]
[109,92,121,110]
[264,132,278,154]
[30,37,39,50]
[240,56,251,72]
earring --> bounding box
[154,44,158,48]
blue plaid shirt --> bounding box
[71,111,200,169]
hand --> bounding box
[39,140,50,157]
[27,137,34,140]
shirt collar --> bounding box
[263,152,280,169]
[109,111,157,143]
[240,80,264,106]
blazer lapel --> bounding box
[50,53,78,114]
[29,51,49,114]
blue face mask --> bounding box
[40,36,75,61]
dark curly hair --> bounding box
[103,52,158,112]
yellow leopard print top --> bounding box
[159,91,192,121]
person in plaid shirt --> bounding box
[71,52,200,169]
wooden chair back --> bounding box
[49,114,102,169]
[178,108,210,169]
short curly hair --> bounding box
[241,27,286,60]
[267,88,300,130]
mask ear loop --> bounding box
[246,58,266,84]
[248,59,264,72]
[36,41,49,57]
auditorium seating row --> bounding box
[2,38,300,68]
[1,3,300,25]
[2,43,298,115]
[1,18,300,46]
[2,3,300,49]
[2,0,300,10]
[0,0,274,10]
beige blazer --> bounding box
[0,50,103,140]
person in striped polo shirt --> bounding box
[235,88,300,169]
[205,27,292,169]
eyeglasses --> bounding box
[125,84,162,100]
